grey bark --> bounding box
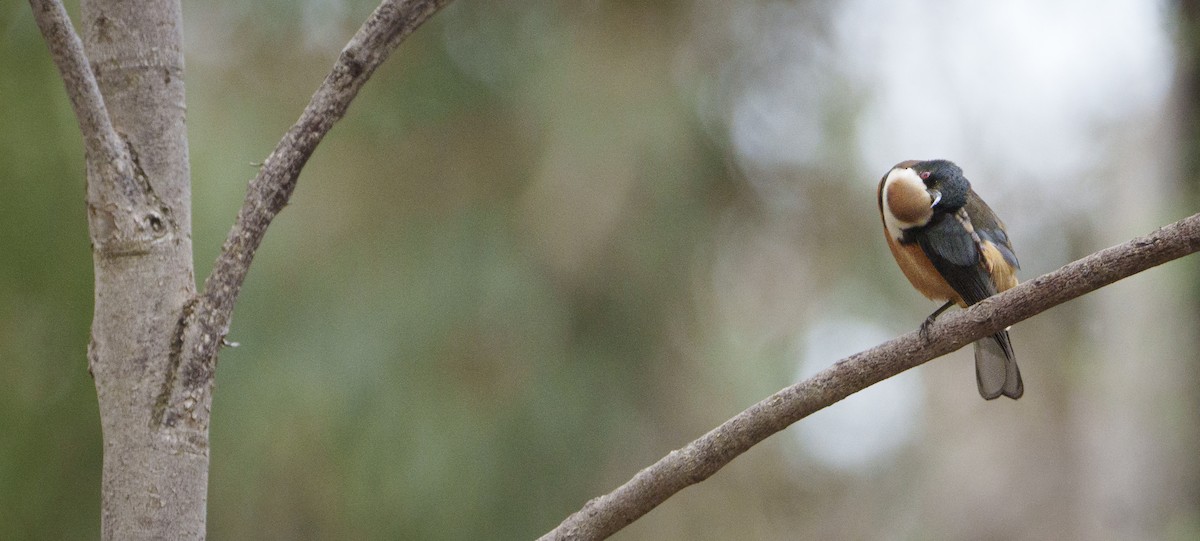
[74,0,205,538]
[32,0,450,538]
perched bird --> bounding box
[876,159,1023,400]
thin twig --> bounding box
[28,0,133,185]
[194,0,450,353]
[540,212,1200,541]
[149,0,451,430]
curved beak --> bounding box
[928,189,942,208]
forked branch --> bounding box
[540,212,1200,541]
[151,0,452,424]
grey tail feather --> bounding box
[974,331,1023,400]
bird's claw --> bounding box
[919,317,936,342]
[919,301,954,342]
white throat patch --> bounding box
[881,167,932,240]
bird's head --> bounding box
[879,159,971,237]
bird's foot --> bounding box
[919,316,936,342]
[920,300,955,342]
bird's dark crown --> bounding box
[912,159,970,212]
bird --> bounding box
[876,159,1023,400]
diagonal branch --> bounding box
[199,0,452,334]
[152,0,452,429]
[29,0,136,198]
[29,0,123,164]
[540,211,1200,541]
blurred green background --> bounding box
[3,0,1200,539]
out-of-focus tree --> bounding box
[26,0,448,538]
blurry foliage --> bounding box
[192,1,728,539]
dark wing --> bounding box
[915,212,997,305]
[923,192,1022,400]
[916,205,1022,399]
[964,189,1019,270]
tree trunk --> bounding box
[80,0,207,538]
